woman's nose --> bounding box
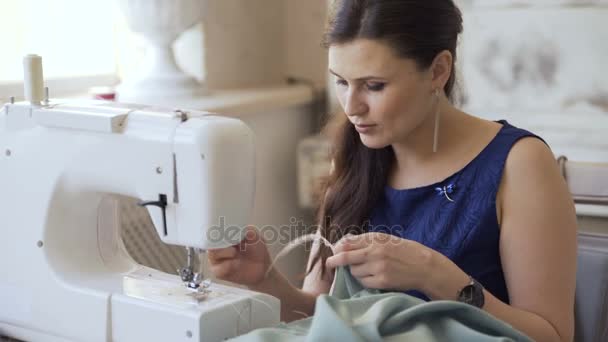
[343,89,367,117]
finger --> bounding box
[326,249,368,269]
[357,274,387,290]
[209,259,236,279]
[240,226,263,245]
[334,234,368,253]
[207,247,237,263]
[349,263,374,278]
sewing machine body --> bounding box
[0,100,280,341]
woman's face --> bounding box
[328,38,435,149]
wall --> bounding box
[202,0,328,90]
[203,0,286,89]
[284,0,329,89]
[454,0,608,232]
[454,0,608,162]
[116,1,329,91]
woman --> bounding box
[208,1,577,341]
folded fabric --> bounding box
[229,266,533,342]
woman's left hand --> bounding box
[325,232,468,298]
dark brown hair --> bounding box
[309,0,463,277]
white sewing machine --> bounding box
[0,56,280,341]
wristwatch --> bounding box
[457,276,485,308]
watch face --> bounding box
[460,285,476,303]
[459,283,485,308]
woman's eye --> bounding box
[366,82,385,91]
[335,79,348,87]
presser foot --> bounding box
[178,247,210,296]
[189,279,212,292]
[185,278,213,302]
[186,276,212,292]
[178,266,207,287]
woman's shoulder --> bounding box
[488,120,558,225]
[472,116,547,162]
[496,130,559,212]
[457,115,550,191]
[503,134,555,177]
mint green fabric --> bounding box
[230,267,533,342]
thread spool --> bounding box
[23,54,44,105]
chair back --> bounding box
[558,156,608,342]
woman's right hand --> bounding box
[207,227,272,287]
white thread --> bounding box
[265,233,338,279]
[239,292,279,322]
[291,310,310,319]
[217,233,342,322]
[23,54,44,105]
[223,234,336,324]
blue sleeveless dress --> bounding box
[368,120,543,304]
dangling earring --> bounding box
[432,89,441,153]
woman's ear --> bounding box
[430,50,453,92]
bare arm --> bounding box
[494,137,576,342]
[427,137,577,342]
[250,267,319,322]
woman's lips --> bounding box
[355,124,376,134]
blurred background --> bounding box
[0,0,606,287]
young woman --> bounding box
[208,1,577,341]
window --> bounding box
[0,0,117,98]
